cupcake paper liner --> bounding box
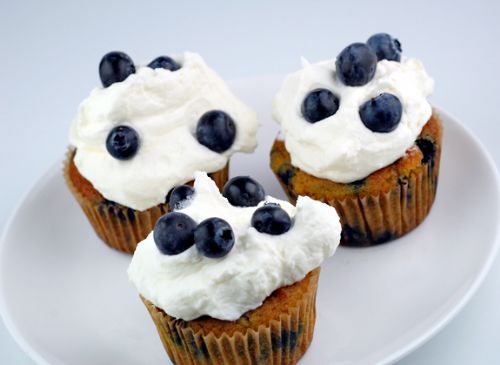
[142,268,320,365]
[271,114,442,247]
[332,152,440,246]
[276,149,440,247]
[63,149,229,254]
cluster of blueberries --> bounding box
[99,51,237,161]
[302,33,403,133]
[154,176,292,258]
[99,52,180,88]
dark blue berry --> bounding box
[99,51,135,88]
[251,205,292,235]
[222,176,265,207]
[367,33,402,62]
[106,125,140,160]
[194,218,235,258]
[277,163,295,186]
[148,56,181,71]
[415,138,436,163]
[349,178,366,189]
[301,89,340,123]
[169,185,195,210]
[359,93,402,133]
[196,110,236,153]
[341,224,369,246]
[336,43,377,86]
[153,212,196,255]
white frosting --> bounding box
[70,52,258,211]
[128,172,341,321]
[273,57,434,183]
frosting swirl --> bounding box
[70,52,258,210]
[273,57,434,183]
[128,172,341,321]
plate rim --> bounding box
[0,103,499,365]
[378,107,500,364]
[0,164,60,365]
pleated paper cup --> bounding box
[64,149,229,254]
[270,112,443,247]
[142,268,320,365]
[328,154,440,246]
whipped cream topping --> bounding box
[128,172,341,321]
[273,57,434,183]
[70,52,258,211]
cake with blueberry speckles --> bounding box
[271,33,443,246]
[128,172,342,365]
[64,51,259,253]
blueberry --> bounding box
[301,89,340,123]
[106,125,140,160]
[169,185,195,210]
[335,43,377,86]
[153,212,197,255]
[251,205,292,235]
[341,224,368,246]
[277,163,295,186]
[222,176,265,207]
[359,93,402,133]
[148,56,181,71]
[194,218,235,258]
[367,33,402,62]
[196,110,236,153]
[415,138,436,163]
[99,51,135,88]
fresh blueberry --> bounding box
[153,212,197,255]
[222,176,265,207]
[196,110,236,153]
[148,56,181,71]
[301,89,340,123]
[99,51,135,88]
[169,185,195,210]
[336,43,377,86]
[194,218,235,258]
[106,125,140,160]
[367,33,402,62]
[359,93,402,133]
[251,205,292,235]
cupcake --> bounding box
[271,33,442,246]
[128,172,341,364]
[65,51,258,253]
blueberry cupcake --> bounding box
[65,52,258,253]
[128,172,341,364]
[271,33,442,246]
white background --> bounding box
[1,0,499,364]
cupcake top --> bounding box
[273,33,434,183]
[70,52,258,211]
[128,172,341,321]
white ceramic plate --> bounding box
[1,77,499,365]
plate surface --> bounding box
[1,77,499,365]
